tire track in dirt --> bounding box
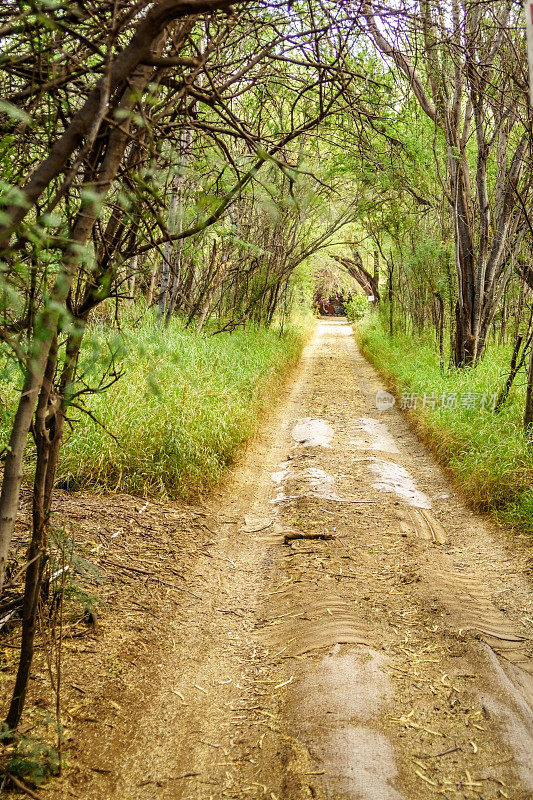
[55,319,533,800]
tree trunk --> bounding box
[388,257,394,338]
[435,292,445,373]
[524,343,533,436]
[157,171,182,321]
[146,262,159,306]
[6,254,115,728]
[5,336,59,729]
[0,272,68,600]
[372,249,380,309]
[496,333,524,413]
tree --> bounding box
[362,0,532,365]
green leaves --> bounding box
[38,212,62,228]
[114,108,145,127]
[80,188,103,217]
[0,101,31,125]
[346,294,370,321]
[0,181,30,210]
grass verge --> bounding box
[1,312,313,500]
[356,315,533,534]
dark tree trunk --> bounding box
[524,343,533,436]
[434,292,445,373]
[495,333,524,413]
[5,336,59,729]
[388,259,394,338]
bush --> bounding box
[345,295,370,321]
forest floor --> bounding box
[4,318,533,800]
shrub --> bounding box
[345,294,370,321]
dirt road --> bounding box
[55,319,533,800]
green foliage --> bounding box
[357,315,533,532]
[1,725,61,787]
[345,295,370,321]
[54,313,312,499]
[49,528,103,616]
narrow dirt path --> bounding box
[57,319,533,800]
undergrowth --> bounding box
[0,723,61,788]
[0,309,312,499]
[56,312,311,498]
[356,315,533,533]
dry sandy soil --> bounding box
[2,318,533,800]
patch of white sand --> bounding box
[367,458,431,508]
[351,417,400,454]
[291,417,333,447]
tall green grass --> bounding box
[1,312,312,499]
[356,315,533,533]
